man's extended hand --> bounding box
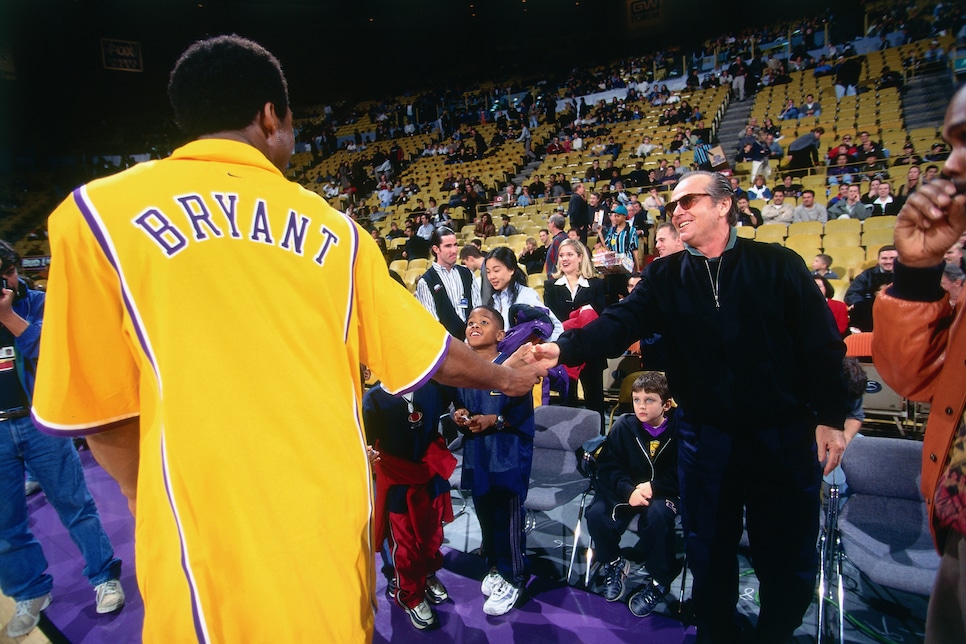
[816,425,847,476]
[523,342,561,370]
[893,179,966,268]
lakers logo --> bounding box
[649,440,660,458]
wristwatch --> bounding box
[495,415,506,431]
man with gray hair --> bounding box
[528,171,849,639]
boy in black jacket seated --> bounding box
[587,371,680,617]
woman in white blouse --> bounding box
[483,246,563,341]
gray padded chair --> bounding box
[524,405,602,580]
[839,434,941,596]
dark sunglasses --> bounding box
[667,193,712,214]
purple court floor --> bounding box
[23,449,926,643]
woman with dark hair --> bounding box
[484,247,562,339]
[473,212,496,240]
[814,275,849,337]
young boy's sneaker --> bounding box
[403,599,438,630]
[7,594,52,638]
[386,578,398,600]
[425,575,449,604]
[94,579,125,614]
[600,557,630,602]
[482,579,519,616]
[481,568,503,596]
[628,579,665,618]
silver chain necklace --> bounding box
[705,257,723,310]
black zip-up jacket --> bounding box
[596,410,678,514]
[557,234,849,431]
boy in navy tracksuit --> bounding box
[587,371,680,617]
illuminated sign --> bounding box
[101,39,143,72]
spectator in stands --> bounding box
[776,175,799,199]
[799,94,822,118]
[735,196,763,228]
[498,215,519,237]
[416,227,481,340]
[829,184,873,220]
[827,184,849,208]
[653,222,684,257]
[845,245,897,331]
[814,275,850,337]
[745,174,772,201]
[518,237,547,275]
[834,55,863,99]
[584,159,604,183]
[568,182,591,245]
[484,247,562,338]
[892,143,923,166]
[827,154,856,185]
[792,189,829,223]
[941,264,964,310]
[946,242,965,272]
[544,213,568,278]
[764,132,784,164]
[857,131,883,158]
[729,55,749,101]
[787,127,825,176]
[416,214,435,241]
[761,117,781,138]
[919,39,947,72]
[779,98,800,121]
[897,165,923,199]
[635,135,659,158]
[761,187,795,224]
[862,178,881,205]
[642,188,665,219]
[516,186,533,208]
[473,212,497,240]
[811,253,839,279]
[877,65,903,90]
[925,142,950,162]
[729,176,746,201]
[924,164,941,183]
[872,182,902,216]
[459,244,485,274]
[858,152,890,182]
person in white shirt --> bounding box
[760,188,795,224]
[483,246,562,339]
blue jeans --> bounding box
[0,416,121,601]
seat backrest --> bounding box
[841,434,923,501]
[530,406,602,478]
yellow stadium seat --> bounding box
[736,226,756,239]
[755,223,788,243]
[823,219,861,235]
[822,232,862,249]
[788,221,824,237]
[861,216,897,232]
[862,229,896,248]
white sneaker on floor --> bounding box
[483,579,519,616]
[7,594,52,638]
[94,579,125,614]
[403,599,438,630]
[481,568,503,597]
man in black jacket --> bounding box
[529,171,849,643]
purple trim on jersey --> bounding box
[396,335,451,396]
[161,431,209,643]
[73,187,158,377]
[344,224,360,343]
[31,411,140,438]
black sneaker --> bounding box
[386,578,398,600]
[600,557,630,602]
[628,579,664,618]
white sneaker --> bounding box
[403,599,438,630]
[7,594,51,638]
[94,579,125,614]
[483,579,519,616]
[481,568,503,597]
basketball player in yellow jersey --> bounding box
[31,35,544,643]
